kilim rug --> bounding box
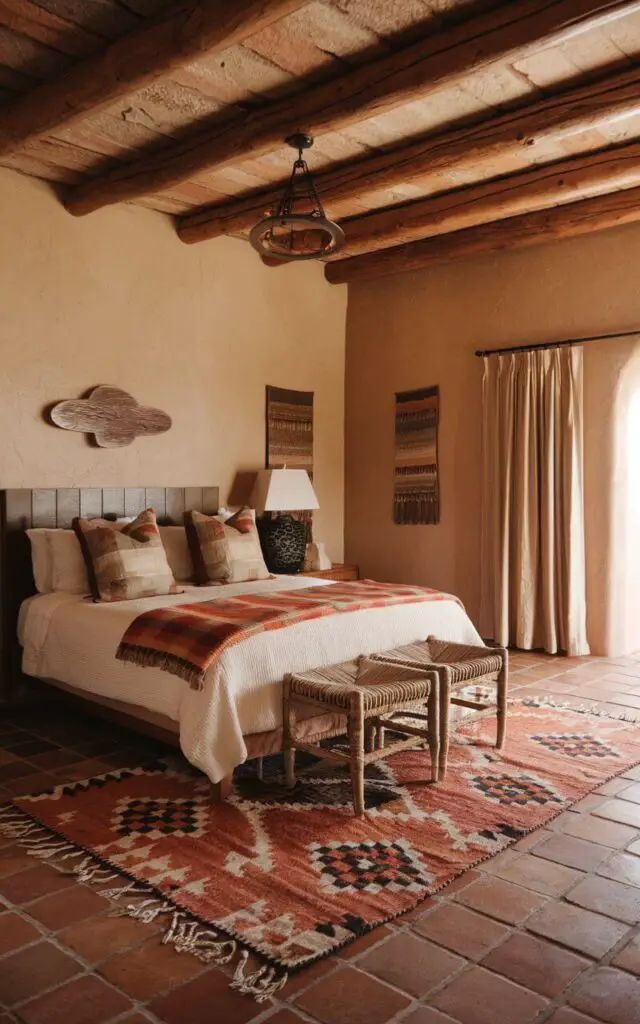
[394,385,439,524]
[2,699,639,1001]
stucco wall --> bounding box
[345,222,640,655]
[0,169,347,561]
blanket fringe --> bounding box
[116,643,205,690]
[0,806,286,1002]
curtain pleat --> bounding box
[480,346,589,656]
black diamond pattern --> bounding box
[531,733,619,759]
[114,798,202,836]
[471,773,563,807]
[313,840,429,892]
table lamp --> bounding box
[252,468,319,574]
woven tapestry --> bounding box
[266,386,314,478]
[394,385,440,525]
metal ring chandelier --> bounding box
[250,133,345,262]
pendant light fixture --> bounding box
[249,133,345,262]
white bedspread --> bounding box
[19,576,482,782]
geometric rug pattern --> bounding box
[6,700,640,973]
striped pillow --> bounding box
[73,509,179,602]
[184,507,269,584]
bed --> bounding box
[1,487,483,795]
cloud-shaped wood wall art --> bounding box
[50,386,172,448]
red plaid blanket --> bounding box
[115,580,462,689]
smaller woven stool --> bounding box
[284,657,440,816]
[371,638,508,780]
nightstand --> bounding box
[300,564,359,581]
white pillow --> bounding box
[49,530,91,595]
[158,526,193,582]
[27,529,53,593]
[28,521,131,596]
[27,519,194,594]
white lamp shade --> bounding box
[251,469,319,513]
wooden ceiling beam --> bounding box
[330,139,640,256]
[0,0,309,159]
[65,0,640,216]
[177,62,640,244]
[324,186,640,284]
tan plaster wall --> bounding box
[0,169,347,561]
[345,222,640,655]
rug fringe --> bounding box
[0,815,49,839]
[163,911,236,965]
[0,805,283,1002]
[58,848,92,866]
[126,897,175,925]
[231,950,288,1002]
[73,856,119,885]
[25,838,76,859]
[99,879,151,900]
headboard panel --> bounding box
[0,487,219,703]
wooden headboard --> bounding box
[0,487,219,703]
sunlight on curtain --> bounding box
[623,382,640,654]
[480,346,589,656]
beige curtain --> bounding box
[480,345,589,656]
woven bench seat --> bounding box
[371,637,508,779]
[284,657,440,816]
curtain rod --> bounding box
[474,329,640,358]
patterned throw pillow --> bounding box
[184,507,270,584]
[73,509,180,602]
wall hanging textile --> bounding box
[265,385,314,477]
[50,385,171,448]
[480,346,589,656]
[265,385,315,544]
[394,385,440,525]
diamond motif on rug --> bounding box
[530,733,620,759]
[9,701,640,973]
[309,839,433,895]
[111,796,209,838]
[467,771,564,807]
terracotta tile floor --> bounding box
[1,650,640,1023]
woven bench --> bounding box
[283,657,440,816]
[371,638,508,779]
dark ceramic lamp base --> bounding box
[257,514,307,574]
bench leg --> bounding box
[439,670,451,780]
[496,652,508,750]
[284,747,296,788]
[348,694,366,816]
[428,674,440,783]
[210,775,233,802]
[365,724,377,752]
